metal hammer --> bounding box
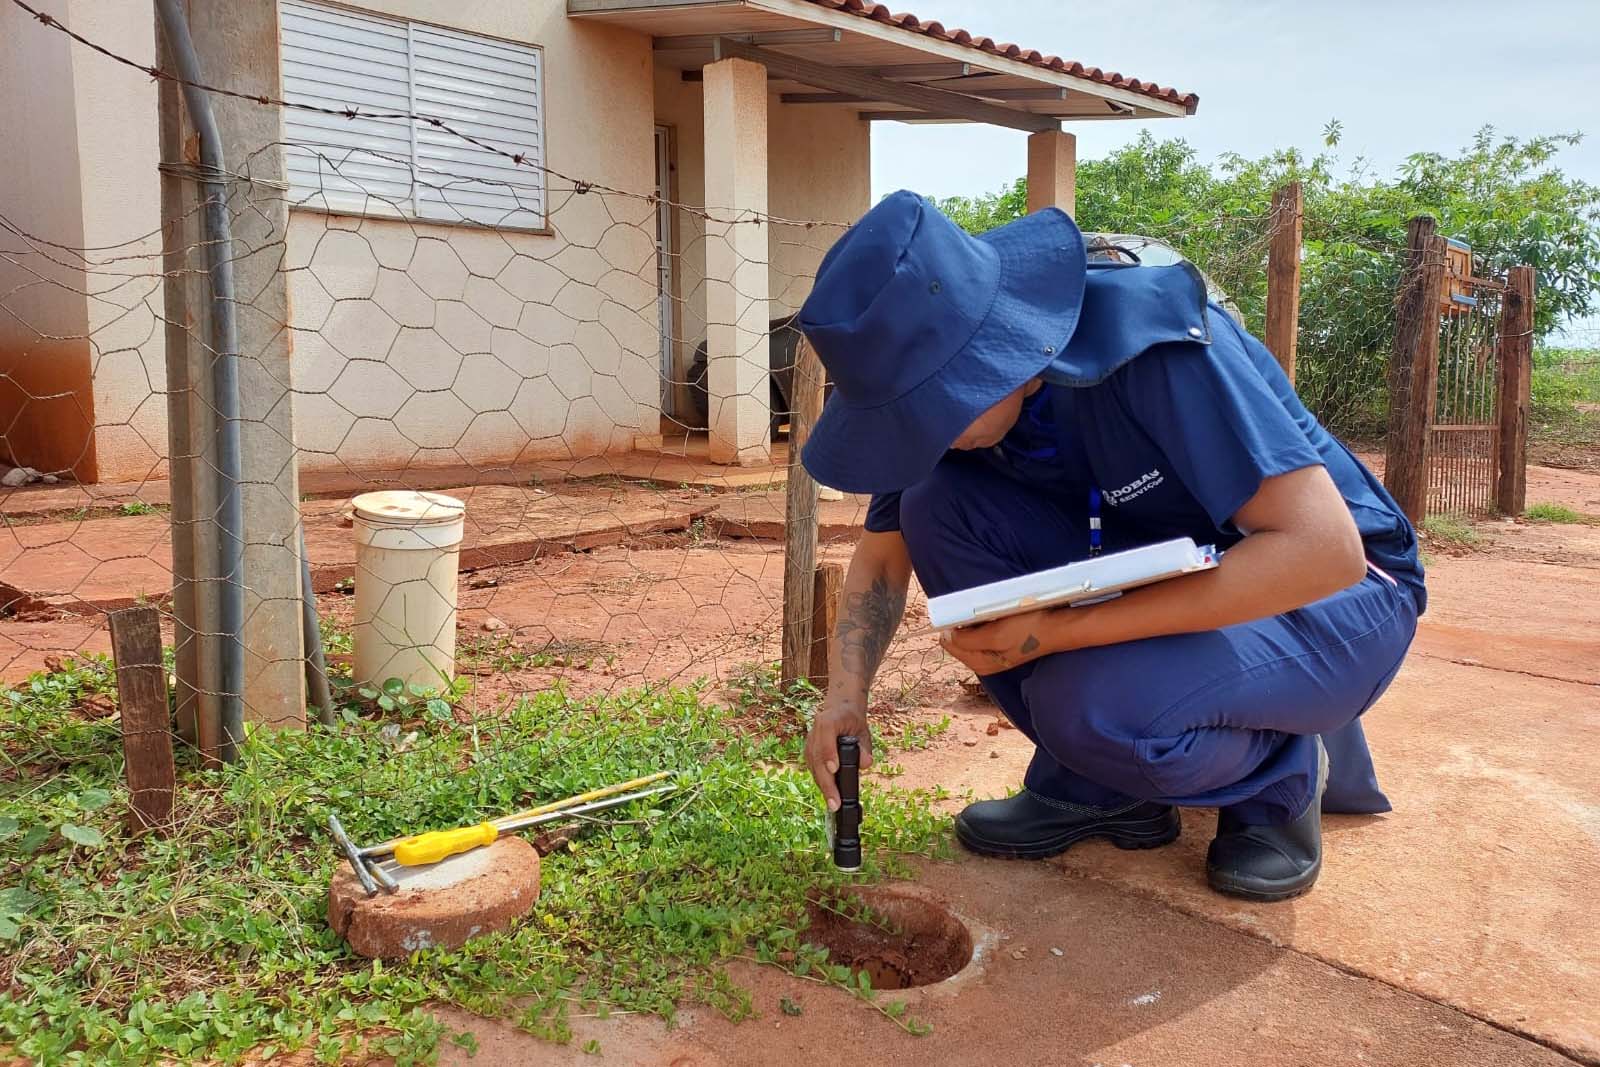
[328,813,396,897]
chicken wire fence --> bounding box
[0,152,1484,760]
[0,143,904,739]
[0,0,1548,784]
[1531,326,1600,473]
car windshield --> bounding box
[1085,233,1187,268]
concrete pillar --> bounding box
[160,0,305,734]
[1026,129,1077,217]
[702,56,771,466]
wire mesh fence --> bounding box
[1531,326,1600,473]
[1,100,1559,759]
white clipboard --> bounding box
[926,537,1219,632]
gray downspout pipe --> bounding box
[299,526,336,726]
[154,0,246,761]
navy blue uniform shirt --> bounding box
[864,262,1427,612]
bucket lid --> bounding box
[351,490,465,527]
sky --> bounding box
[869,0,1600,199]
[867,0,1600,339]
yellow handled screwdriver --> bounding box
[361,771,673,863]
[388,781,678,866]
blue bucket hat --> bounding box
[798,190,1087,495]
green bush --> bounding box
[938,127,1600,442]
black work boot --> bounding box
[1206,738,1329,902]
[955,790,1181,859]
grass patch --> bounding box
[457,635,616,673]
[1420,514,1482,550]
[1,659,949,1066]
[1525,502,1584,524]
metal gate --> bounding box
[1427,271,1506,516]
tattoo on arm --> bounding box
[836,577,907,682]
[1020,634,1040,655]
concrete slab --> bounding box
[0,483,711,613]
[878,594,1600,1062]
[1414,553,1600,684]
[1038,657,1600,1062]
[706,489,869,543]
[437,861,1576,1067]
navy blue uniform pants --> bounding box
[899,459,1419,824]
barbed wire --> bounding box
[7,0,841,232]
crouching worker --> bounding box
[797,192,1425,901]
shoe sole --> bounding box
[954,807,1181,860]
[1206,857,1323,903]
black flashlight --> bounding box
[833,735,862,871]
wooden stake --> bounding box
[110,606,175,835]
[1496,265,1535,515]
[1383,217,1447,524]
[1265,181,1303,383]
[781,336,826,688]
[809,563,845,689]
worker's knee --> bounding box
[1025,655,1261,801]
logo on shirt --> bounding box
[1105,469,1165,506]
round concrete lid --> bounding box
[351,490,465,527]
[328,837,541,959]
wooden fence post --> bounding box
[1496,265,1536,515]
[781,337,826,687]
[1265,181,1303,383]
[808,562,844,689]
[1383,217,1447,523]
[110,606,176,835]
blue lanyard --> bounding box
[1088,488,1102,556]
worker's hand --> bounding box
[806,700,874,812]
[940,609,1060,676]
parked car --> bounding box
[683,233,1241,436]
[1083,232,1245,325]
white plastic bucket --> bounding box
[350,490,466,690]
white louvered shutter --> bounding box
[278,1,545,229]
[410,24,545,229]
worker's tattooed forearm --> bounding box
[837,577,906,682]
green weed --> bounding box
[0,660,947,1065]
[887,716,951,753]
[458,635,614,673]
[1525,502,1585,524]
[1420,514,1481,550]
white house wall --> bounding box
[287,0,661,472]
[0,0,164,484]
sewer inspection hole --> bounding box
[803,888,973,990]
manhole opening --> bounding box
[803,888,973,990]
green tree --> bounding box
[936,128,1600,440]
